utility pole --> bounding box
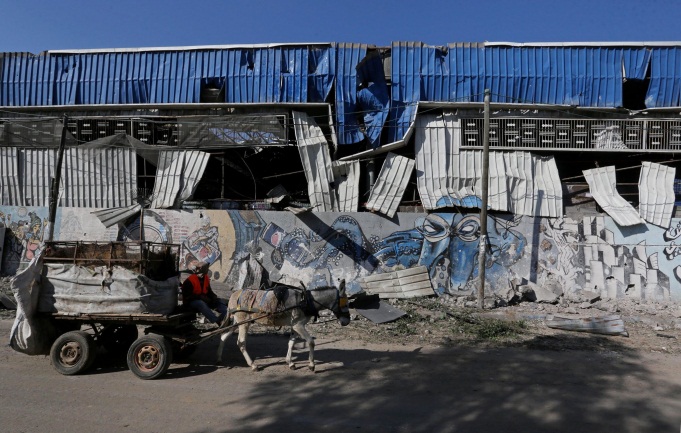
[477,89,490,309]
[47,114,68,242]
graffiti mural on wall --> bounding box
[180,215,222,273]
[2,204,681,301]
[541,216,672,301]
[374,213,527,295]
[256,215,379,294]
[237,212,527,296]
[1,207,48,274]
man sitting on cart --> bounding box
[181,262,228,327]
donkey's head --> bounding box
[335,280,351,326]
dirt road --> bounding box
[1,317,681,433]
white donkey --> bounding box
[217,280,350,371]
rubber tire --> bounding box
[127,335,173,380]
[100,325,138,355]
[50,330,97,376]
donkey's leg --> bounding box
[236,323,258,371]
[217,327,235,364]
[292,322,315,371]
[286,332,297,370]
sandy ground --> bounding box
[3,290,681,432]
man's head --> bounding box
[195,262,209,277]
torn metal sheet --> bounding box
[265,184,289,204]
[638,161,675,228]
[337,104,417,162]
[365,152,415,218]
[91,204,142,228]
[545,315,628,337]
[359,266,433,299]
[332,160,360,212]
[151,150,209,208]
[583,166,644,226]
[292,111,336,211]
[351,294,406,324]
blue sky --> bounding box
[2,0,681,53]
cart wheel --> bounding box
[127,335,173,380]
[50,331,97,376]
[100,325,138,355]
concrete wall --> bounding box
[1,206,679,302]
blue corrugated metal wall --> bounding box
[0,45,334,106]
[6,42,681,147]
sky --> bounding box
[1,0,681,53]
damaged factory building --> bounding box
[1,40,681,308]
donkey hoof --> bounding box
[251,364,260,372]
[288,363,296,370]
[308,364,315,372]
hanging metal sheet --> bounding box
[365,152,415,218]
[91,204,142,228]
[646,47,681,107]
[21,148,55,207]
[335,43,368,144]
[332,160,360,212]
[622,48,651,80]
[177,150,210,203]
[414,113,459,209]
[583,166,644,226]
[292,111,335,211]
[638,161,675,228]
[150,150,209,209]
[61,147,137,208]
[0,147,23,205]
[417,145,562,217]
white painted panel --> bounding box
[0,147,23,206]
[366,152,415,218]
[292,111,335,212]
[583,166,644,226]
[638,161,675,228]
[332,160,360,212]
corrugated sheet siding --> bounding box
[0,147,23,205]
[638,161,675,228]
[414,113,459,209]
[583,166,644,226]
[22,148,55,207]
[62,148,137,208]
[336,43,368,144]
[0,46,333,106]
[332,160,360,212]
[646,48,681,107]
[292,111,335,211]
[366,152,415,218]
[177,150,210,203]
[151,151,189,209]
